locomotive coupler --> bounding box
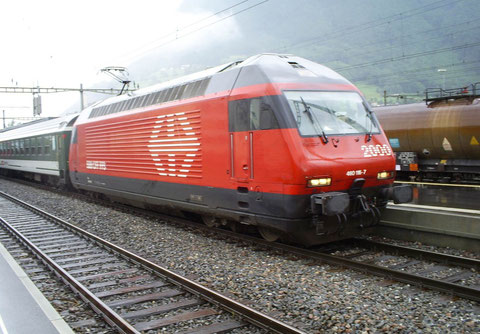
[311,192,350,235]
[311,192,350,216]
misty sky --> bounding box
[0,0,242,122]
[1,0,477,126]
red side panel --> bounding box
[70,82,395,197]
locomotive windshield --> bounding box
[284,91,380,136]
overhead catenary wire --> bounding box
[334,42,480,72]
[352,60,480,84]
[118,0,269,63]
[322,21,480,66]
[324,17,480,61]
[369,65,480,87]
[275,0,466,53]
[119,0,250,61]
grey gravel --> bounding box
[1,178,479,333]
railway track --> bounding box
[89,188,480,303]
[0,191,304,334]
[1,178,479,314]
[209,229,480,303]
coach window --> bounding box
[51,135,56,152]
[20,140,24,155]
[34,138,39,155]
[37,138,42,155]
[44,136,51,155]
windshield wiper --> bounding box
[363,101,373,142]
[300,97,329,143]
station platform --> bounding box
[396,181,480,210]
[377,203,480,252]
[0,242,74,334]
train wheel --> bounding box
[258,227,280,242]
[202,216,220,228]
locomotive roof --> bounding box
[130,53,352,98]
[131,53,351,94]
[78,54,354,122]
[0,113,79,141]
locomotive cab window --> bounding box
[284,91,380,136]
[229,97,279,132]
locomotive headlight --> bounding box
[377,171,395,180]
[307,177,331,187]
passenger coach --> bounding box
[0,114,78,186]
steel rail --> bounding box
[168,222,480,302]
[0,191,305,334]
[68,189,480,303]
[3,178,478,303]
[0,211,139,333]
[352,238,480,270]
[248,237,480,302]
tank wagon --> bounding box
[69,54,411,245]
[0,114,78,186]
[375,83,480,183]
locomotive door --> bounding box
[229,97,257,183]
[230,131,253,182]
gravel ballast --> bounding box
[0,179,479,333]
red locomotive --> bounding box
[68,54,411,245]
